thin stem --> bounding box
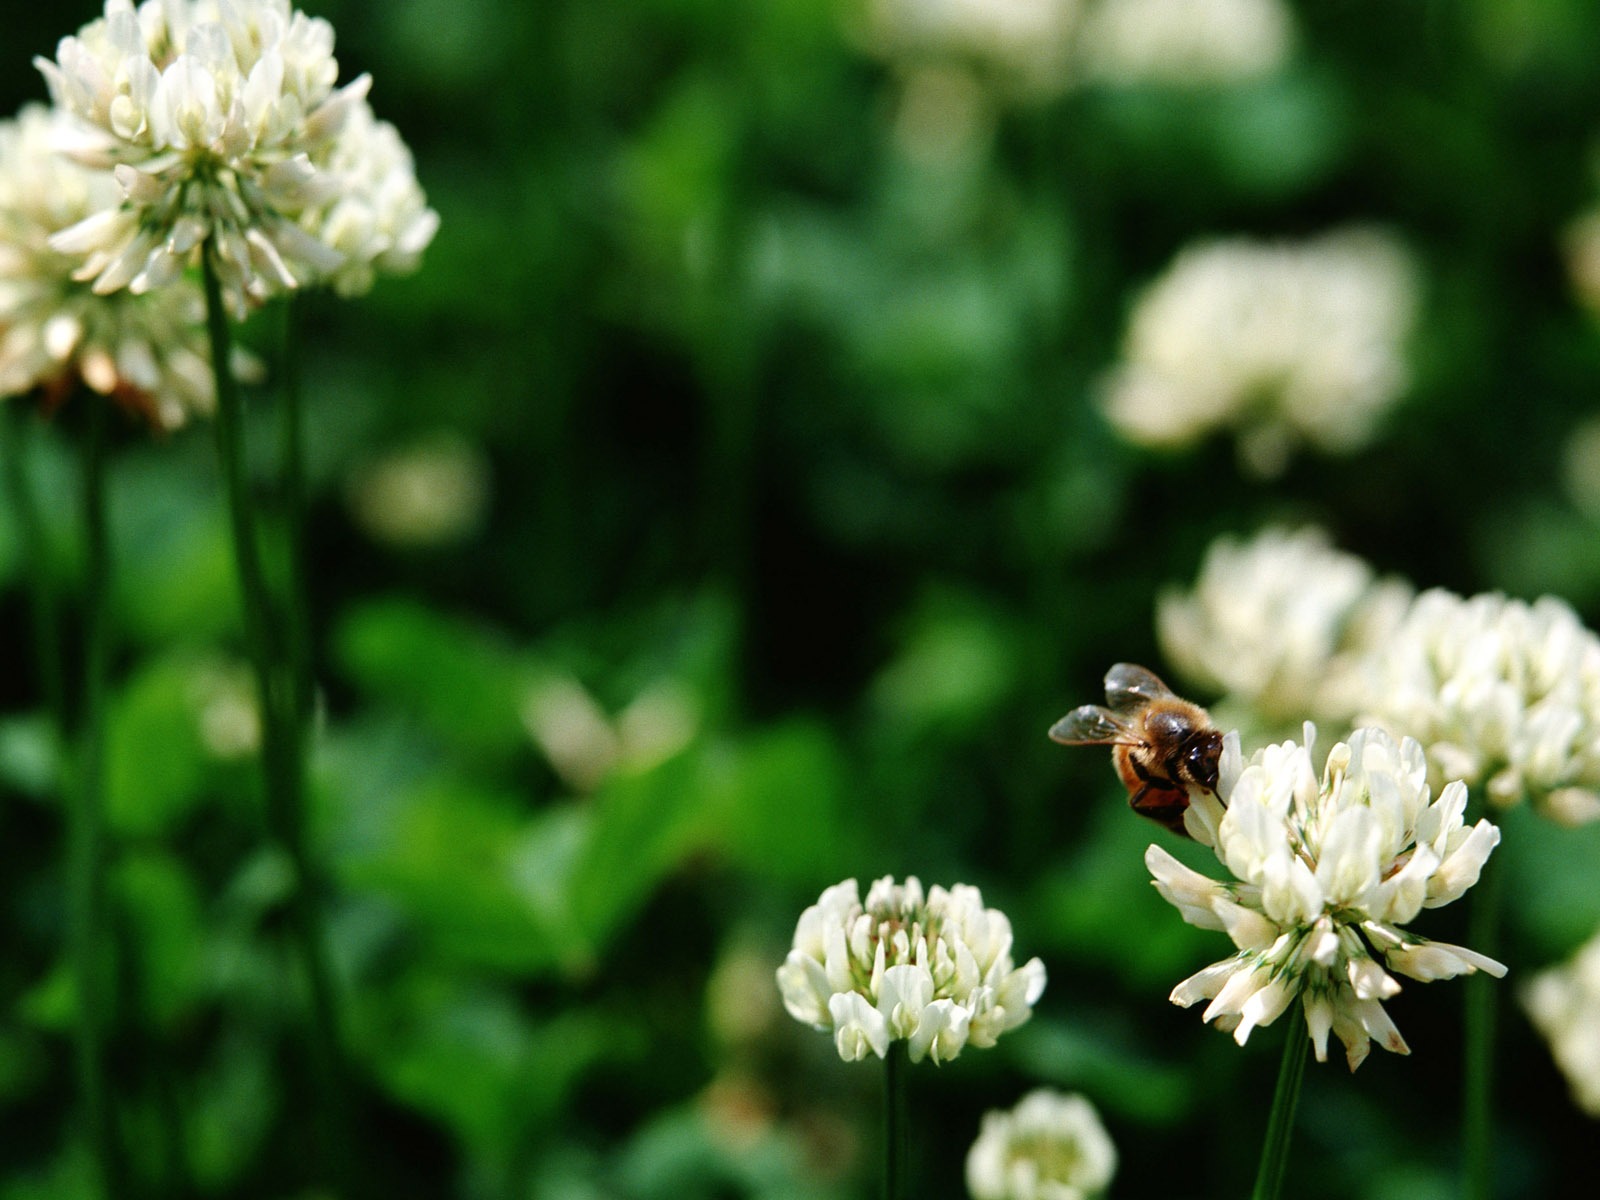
[71,396,128,1197]
[201,246,349,1192]
[1250,1023,1309,1200]
[883,1042,908,1200]
[1464,854,1503,1200]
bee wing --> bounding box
[1049,704,1136,745]
[1104,662,1177,713]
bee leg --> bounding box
[1127,756,1160,785]
[1129,781,1192,837]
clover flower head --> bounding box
[966,1089,1117,1200]
[1523,927,1600,1118]
[1355,589,1600,826]
[1150,725,1505,1070]
[1075,0,1295,88]
[0,102,235,427]
[1099,227,1419,477]
[35,0,383,315]
[1158,526,1413,727]
[776,875,1046,1064]
[300,98,438,297]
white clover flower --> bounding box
[1075,0,1295,87]
[966,1089,1116,1200]
[0,103,238,428]
[1158,526,1413,727]
[1523,928,1600,1118]
[1099,228,1419,477]
[34,0,384,315]
[1150,725,1505,1070]
[299,98,438,297]
[776,875,1046,1064]
[1354,589,1600,826]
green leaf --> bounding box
[368,975,635,1160]
[185,1034,279,1189]
[333,598,534,762]
[565,753,711,951]
[113,851,206,1033]
[700,720,854,882]
[105,655,214,837]
[339,776,576,975]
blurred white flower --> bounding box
[966,1089,1117,1200]
[187,658,260,759]
[863,0,1083,97]
[1076,0,1295,87]
[345,433,489,548]
[520,676,700,793]
[1151,725,1504,1070]
[0,103,233,427]
[1565,206,1600,318]
[776,875,1046,1063]
[1561,413,1600,521]
[1158,526,1413,727]
[34,0,422,315]
[520,677,621,793]
[1354,589,1600,826]
[1100,228,1419,477]
[1523,928,1600,1118]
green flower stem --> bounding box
[71,395,128,1198]
[884,1041,908,1200]
[1464,854,1503,1200]
[1251,1023,1309,1200]
[201,244,349,1189]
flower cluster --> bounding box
[1158,528,1600,827]
[1523,928,1600,1118]
[966,1089,1117,1200]
[0,103,222,426]
[300,99,439,299]
[1149,726,1504,1070]
[1354,590,1600,826]
[776,875,1046,1063]
[1098,228,1418,477]
[34,0,435,317]
[1158,526,1412,728]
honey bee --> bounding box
[1049,663,1222,836]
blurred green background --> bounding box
[6,0,1600,1197]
